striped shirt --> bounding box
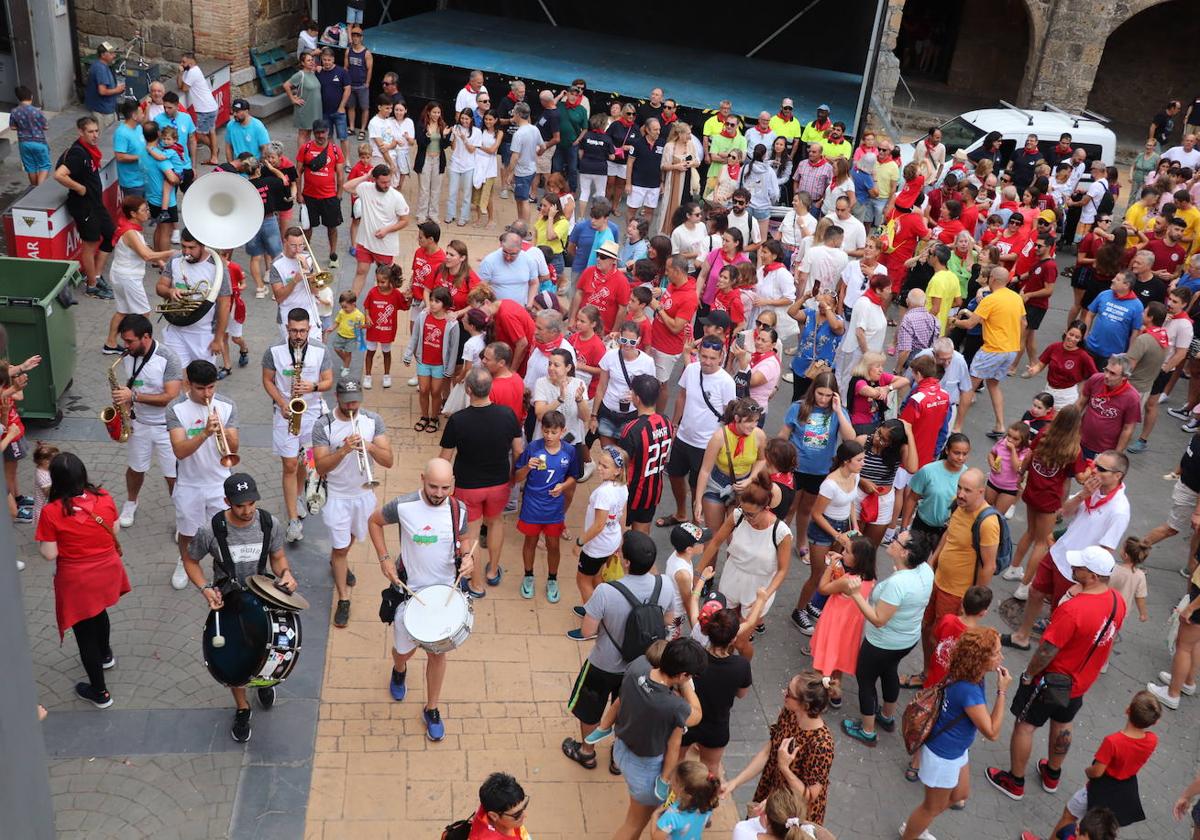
[861,445,902,488]
[619,413,674,512]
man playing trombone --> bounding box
[262,308,334,543]
[312,377,393,627]
[269,227,323,341]
[155,229,231,367]
[167,360,240,590]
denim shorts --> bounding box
[969,349,1016,382]
[417,362,445,378]
[19,141,51,173]
[194,109,217,133]
[806,514,850,546]
[749,206,771,221]
[613,738,663,807]
[514,173,534,201]
[244,215,282,257]
[325,111,349,140]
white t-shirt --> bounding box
[664,552,695,619]
[367,115,396,165]
[448,125,482,173]
[819,475,858,520]
[598,347,656,412]
[1049,487,1130,580]
[392,117,415,165]
[182,65,216,113]
[166,395,237,487]
[462,333,485,368]
[354,182,410,256]
[841,295,887,353]
[1163,146,1200,169]
[510,123,541,177]
[671,223,710,261]
[780,209,816,247]
[523,339,576,390]
[455,85,487,116]
[826,212,866,255]
[269,253,321,327]
[310,409,387,497]
[799,244,849,294]
[532,375,587,442]
[727,210,764,246]
[676,362,736,448]
[161,254,228,343]
[582,481,628,558]
[1168,315,1194,352]
[840,259,888,312]
[122,342,183,426]
[379,491,468,591]
[1081,178,1108,224]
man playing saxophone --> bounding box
[311,376,393,627]
[155,230,232,367]
[167,360,239,590]
[111,315,182,531]
[262,308,334,543]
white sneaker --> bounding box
[579,461,596,483]
[383,375,392,388]
[363,375,373,389]
[1005,506,1015,519]
[16,559,25,571]
[296,496,307,519]
[407,376,418,387]
[898,821,936,840]
[1013,582,1030,601]
[1160,671,1197,695]
[285,518,304,542]
[119,501,138,527]
[1159,393,1170,403]
[1147,682,1180,710]
[340,367,350,378]
[170,229,181,245]
[1001,565,1024,582]
[171,559,189,590]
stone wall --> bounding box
[248,0,307,56]
[74,0,195,63]
[944,0,1030,102]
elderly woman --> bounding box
[282,52,322,149]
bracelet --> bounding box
[201,582,215,591]
[379,553,391,563]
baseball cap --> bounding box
[224,473,260,505]
[817,104,830,112]
[98,41,116,55]
[697,590,728,630]
[596,240,620,261]
[1066,546,1115,577]
[336,377,362,396]
[1037,209,1057,224]
[701,310,732,330]
[781,98,794,109]
[232,98,250,112]
[622,530,657,569]
[670,522,713,552]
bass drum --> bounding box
[202,589,303,687]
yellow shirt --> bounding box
[769,115,802,141]
[334,307,365,340]
[1175,204,1200,254]
[935,503,999,597]
[926,270,961,334]
[716,426,759,478]
[704,114,738,138]
[975,287,1025,353]
[535,216,570,255]
[1123,201,1157,240]
[821,138,852,160]
[875,160,900,199]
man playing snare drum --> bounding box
[368,457,475,742]
[183,473,296,743]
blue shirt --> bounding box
[909,348,972,405]
[792,314,839,376]
[154,111,196,169]
[568,220,621,272]
[1178,272,1200,297]
[142,146,180,208]
[9,103,47,143]
[478,248,538,304]
[1086,291,1144,359]
[784,403,842,475]
[864,563,933,650]
[113,121,145,188]
[587,227,617,268]
[226,116,271,158]
[516,439,580,524]
[909,461,962,527]
[852,169,876,203]
[655,804,710,840]
[925,679,986,759]
[618,238,648,266]
[85,60,118,113]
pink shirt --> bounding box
[701,248,750,306]
[988,439,1030,492]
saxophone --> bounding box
[287,343,307,436]
[100,354,132,442]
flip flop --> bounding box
[560,737,597,769]
[655,514,686,528]
[899,674,925,689]
[1000,633,1031,651]
[413,416,430,432]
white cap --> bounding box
[1066,546,1115,577]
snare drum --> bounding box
[202,590,304,687]
[403,584,474,655]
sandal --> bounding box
[217,366,231,380]
[899,674,925,690]
[425,416,440,434]
[357,130,366,141]
[413,416,430,432]
[655,514,686,528]
[609,754,622,776]
[1000,633,1031,651]
[560,737,597,769]
[904,762,919,782]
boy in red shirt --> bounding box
[627,285,654,351]
[467,772,530,839]
[0,367,29,525]
[346,143,372,258]
[362,264,409,389]
[900,354,951,467]
[220,256,251,373]
[923,585,993,687]
[979,214,1004,249]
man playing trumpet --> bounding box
[269,227,323,342]
[155,229,231,367]
[167,360,240,590]
[312,377,393,627]
[262,308,334,543]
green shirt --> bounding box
[909,461,963,527]
[707,133,746,179]
[947,249,976,298]
[560,104,588,144]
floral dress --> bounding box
[751,707,835,824]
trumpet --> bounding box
[298,230,334,290]
[100,354,132,442]
[206,397,239,467]
[351,409,380,489]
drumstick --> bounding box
[395,578,426,606]
[447,541,480,604]
[212,611,225,648]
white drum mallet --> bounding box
[212,611,225,648]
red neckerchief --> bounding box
[81,140,102,171]
[463,83,478,93]
[770,470,795,489]
[923,137,939,152]
[726,162,741,180]
[720,125,736,138]
[954,242,971,259]
[112,218,142,248]
[805,155,828,170]
[1171,311,1191,321]
[1094,377,1131,400]
[660,112,677,125]
[506,91,519,103]
[865,288,884,306]
[1147,324,1169,348]
[564,94,583,109]
[999,200,1018,212]
[1083,482,1124,513]
[1114,289,1136,301]
[726,423,750,458]
[167,142,185,157]
[618,117,635,129]
[536,335,564,356]
[751,349,772,366]
[811,117,831,133]
[764,262,784,272]
[1054,143,1072,157]
[777,111,793,122]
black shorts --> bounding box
[1011,679,1084,726]
[793,470,825,495]
[1151,369,1173,395]
[70,203,116,247]
[568,660,623,725]
[1025,306,1047,330]
[1070,265,1092,291]
[1080,281,1107,309]
[626,501,657,525]
[578,549,609,576]
[179,168,195,193]
[986,479,1017,497]
[305,196,344,229]
[666,439,705,486]
[3,438,26,462]
[681,719,730,749]
[149,204,179,224]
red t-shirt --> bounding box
[347,160,372,203]
[1011,237,1049,279]
[1144,236,1187,273]
[1081,374,1142,453]
[227,261,246,323]
[493,299,536,374]
[1038,341,1097,388]
[569,332,607,398]
[979,228,1001,249]
[651,279,699,355]
[1092,730,1158,780]
[926,188,962,223]
[412,248,446,300]
[996,228,1029,267]
[900,378,951,466]
[1020,258,1058,310]
[576,266,632,332]
[1022,450,1085,514]
[711,287,746,328]
[1075,231,1104,268]
[421,313,449,365]
[925,613,967,687]
[297,141,345,199]
[634,315,653,352]
[882,212,930,288]
[427,268,480,310]
[932,218,966,245]
[960,204,983,238]
[364,287,408,343]
[1042,589,1125,697]
[490,372,526,424]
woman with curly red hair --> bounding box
[899,627,1013,840]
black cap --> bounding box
[622,530,657,570]
[670,522,713,552]
[224,473,260,504]
[701,310,732,330]
[231,98,249,112]
[336,377,363,396]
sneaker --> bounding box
[15,559,25,571]
[486,566,503,586]
[567,627,597,641]
[340,367,350,378]
[231,708,252,742]
[1014,582,1030,601]
[877,714,896,733]
[101,344,122,355]
[579,462,596,483]
[101,651,116,670]
[285,519,303,542]
[1146,682,1181,710]
[1032,616,1049,634]
[781,369,794,383]
[521,575,535,599]
[13,507,33,524]
[334,599,351,628]
[1126,439,1148,453]
[257,686,276,709]
[1036,759,1060,793]
[1168,406,1193,421]
[346,569,357,587]
[382,375,392,388]
[254,287,268,299]
[1159,670,1197,695]
[584,725,613,744]
[840,718,877,746]
[15,495,32,508]
[119,501,138,527]
[984,767,1025,801]
[1184,419,1200,433]
[389,668,407,701]
[95,276,113,293]
[171,559,189,590]
[546,579,560,603]
[898,821,937,840]
[238,351,249,368]
[171,229,181,245]
[75,682,113,709]
[1001,565,1024,581]
[328,253,339,267]
[423,707,445,741]
[407,376,418,387]
[790,608,815,635]
[573,605,586,617]
[882,527,897,546]
[500,187,511,199]
[296,496,307,519]
[363,374,372,389]
[459,578,486,598]
[806,603,823,620]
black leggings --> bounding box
[73,610,111,693]
[855,637,915,717]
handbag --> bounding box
[800,322,830,380]
[600,555,625,583]
[1016,591,1118,716]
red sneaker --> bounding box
[1037,759,1061,793]
[985,767,1025,800]
[1021,833,1043,840]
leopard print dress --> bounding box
[750,707,836,825]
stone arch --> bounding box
[1110,0,1180,30]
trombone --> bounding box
[297,229,334,291]
[351,409,380,489]
[206,397,240,467]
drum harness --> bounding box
[379,496,464,623]
[210,509,275,597]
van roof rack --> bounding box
[1042,103,1081,128]
[1081,108,1111,124]
[999,99,1034,127]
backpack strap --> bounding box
[256,509,273,576]
[449,496,464,580]
[598,577,661,654]
[970,506,1000,585]
[210,512,239,585]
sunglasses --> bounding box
[617,336,639,347]
[732,200,747,206]
[663,105,675,110]
[502,799,531,820]
[755,320,771,330]
[725,122,738,128]
[1093,463,1119,474]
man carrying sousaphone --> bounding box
[183,473,296,743]
[368,457,475,742]
[262,308,334,544]
[312,377,393,628]
[154,228,232,367]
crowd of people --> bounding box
[8,28,1200,840]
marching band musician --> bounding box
[154,229,232,367]
[183,472,296,743]
[261,308,334,544]
[167,360,240,589]
[112,315,183,529]
[269,227,323,341]
[368,458,475,742]
[312,377,394,628]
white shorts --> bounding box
[161,329,215,368]
[606,161,626,178]
[1066,786,1089,819]
[627,186,660,209]
[1167,478,1199,533]
[1046,384,1078,409]
[894,466,913,491]
[174,482,227,537]
[127,419,176,477]
[112,270,150,314]
[366,341,393,352]
[861,486,895,525]
[536,146,554,175]
[917,745,969,789]
[652,348,680,382]
[228,319,244,339]
[272,410,317,458]
[322,491,376,550]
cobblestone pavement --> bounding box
[12,105,1200,839]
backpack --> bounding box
[440,818,471,840]
[1096,185,1115,218]
[901,678,966,754]
[971,505,1013,578]
[601,577,668,663]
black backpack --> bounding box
[602,577,668,663]
[441,818,471,840]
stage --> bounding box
[363,10,865,127]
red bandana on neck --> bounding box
[1146,324,1169,348]
[924,137,939,152]
[751,349,773,366]
[564,95,583,109]
[660,112,677,125]
[1083,483,1124,513]
[764,262,784,272]
[720,125,737,138]
[1114,289,1137,301]
[865,288,885,306]
[726,423,750,458]
[770,471,795,489]
[726,162,741,180]
[81,140,102,171]
[506,91,519,103]
[777,111,793,122]
[618,116,635,128]
[112,217,142,248]
[536,335,564,356]
[1094,378,1131,400]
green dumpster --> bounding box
[0,257,83,421]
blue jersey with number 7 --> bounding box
[516,439,579,524]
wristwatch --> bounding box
[201,582,215,591]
